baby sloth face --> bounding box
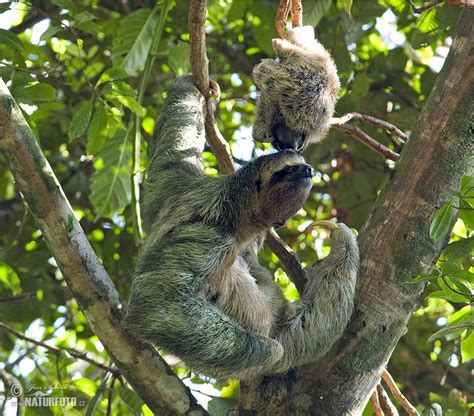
[255,150,314,227]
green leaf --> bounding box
[39,26,61,42]
[116,95,146,116]
[208,397,238,416]
[68,100,93,142]
[87,102,108,155]
[0,262,21,294]
[90,129,132,219]
[430,201,453,241]
[460,175,474,196]
[461,331,474,362]
[0,29,25,52]
[96,68,129,87]
[51,0,78,14]
[13,83,56,104]
[459,198,474,230]
[23,83,56,102]
[303,0,332,27]
[340,0,353,15]
[168,41,191,77]
[428,322,474,342]
[442,237,474,260]
[111,8,160,76]
[411,8,441,49]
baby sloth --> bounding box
[124,76,359,380]
[253,25,341,151]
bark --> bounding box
[0,81,207,416]
[240,8,473,415]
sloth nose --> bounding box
[295,164,314,177]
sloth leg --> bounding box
[126,282,284,380]
[271,223,359,373]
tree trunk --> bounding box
[240,8,473,415]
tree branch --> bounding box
[188,0,235,174]
[377,384,399,416]
[276,0,290,39]
[265,229,306,293]
[333,113,409,142]
[0,80,207,416]
[0,322,119,376]
[370,389,384,416]
[331,119,400,162]
[381,370,419,416]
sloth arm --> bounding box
[244,226,358,374]
[271,224,359,373]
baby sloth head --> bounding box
[248,150,314,228]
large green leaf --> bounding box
[90,129,132,219]
[428,322,474,342]
[68,100,93,142]
[303,0,332,27]
[429,201,453,241]
[111,8,160,76]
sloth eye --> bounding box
[285,166,297,173]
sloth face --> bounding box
[253,151,314,227]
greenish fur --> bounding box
[124,76,359,379]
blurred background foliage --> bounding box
[0,0,472,415]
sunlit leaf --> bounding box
[87,102,108,155]
[111,8,160,76]
[340,0,353,15]
[90,129,132,219]
[168,41,191,77]
[428,322,474,342]
[429,201,453,241]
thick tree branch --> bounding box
[0,80,207,416]
[299,8,474,414]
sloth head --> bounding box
[240,150,314,228]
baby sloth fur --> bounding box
[124,76,359,380]
[253,25,341,151]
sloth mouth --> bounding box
[290,174,313,182]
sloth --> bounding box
[123,76,359,380]
[253,25,341,151]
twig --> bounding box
[409,0,444,13]
[332,121,400,162]
[276,0,290,38]
[188,0,235,173]
[0,292,36,302]
[290,0,303,28]
[377,384,399,416]
[265,229,307,293]
[370,389,384,416]
[381,370,419,416]
[0,322,120,376]
[334,113,409,142]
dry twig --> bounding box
[377,384,399,416]
[382,370,419,416]
[290,0,303,28]
[331,120,400,162]
[275,0,290,38]
[266,229,306,293]
[0,322,120,376]
[370,389,384,416]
